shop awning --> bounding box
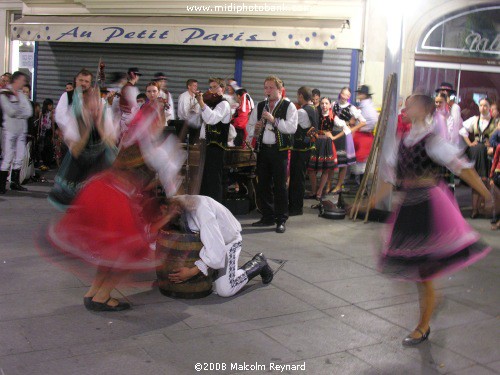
[11,16,360,50]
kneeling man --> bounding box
[167,195,273,297]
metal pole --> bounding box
[376,3,404,212]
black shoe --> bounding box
[83,296,93,310]
[402,327,430,347]
[288,210,303,216]
[276,222,286,233]
[88,297,131,312]
[241,253,274,284]
[252,219,275,227]
[10,170,27,191]
[0,170,7,194]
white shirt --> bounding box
[297,107,312,129]
[247,99,298,145]
[177,90,201,128]
[174,195,242,274]
[55,91,117,146]
[0,86,32,134]
[358,98,378,132]
[460,115,492,138]
[200,100,231,140]
[159,90,175,122]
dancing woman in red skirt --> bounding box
[376,94,492,346]
[46,86,185,312]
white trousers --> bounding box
[1,131,26,171]
[214,238,249,298]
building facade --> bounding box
[1,0,498,107]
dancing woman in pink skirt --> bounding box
[376,94,492,346]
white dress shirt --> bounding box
[200,100,231,140]
[160,90,175,122]
[177,90,201,129]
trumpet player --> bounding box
[247,75,298,234]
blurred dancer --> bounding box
[167,194,274,297]
[377,94,492,346]
[49,69,118,209]
[46,99,185,311]
[119,67,141,137]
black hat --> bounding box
[153,72,168,81]
[356,85,373,96]
[435,82,456,95]
[127,67,142,76]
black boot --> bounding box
[0,170,8,194]
[10,170,27,191]
[240,253,274,284]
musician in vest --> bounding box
[247,75,298,233]
[0,71,32,194]
[153,72,175,124]
[119,67,141,138]
[196,77,232,202]
[289,86,319,216]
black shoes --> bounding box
[252,219,275,227]
[241,253,274,284]
[276,222,286,233]
[0,170,7,194]
[402,327,430,347]
[10,170,27,191]
[87,297,131,312]
[83,296,93,310]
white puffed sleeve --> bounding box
[425,134,473,175]
[55,92,80,145]
[350,105,366,123]
[459,116,477,138]
[334,116,351,135]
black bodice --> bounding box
[396,135,441,181]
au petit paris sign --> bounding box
[11,23,340,50]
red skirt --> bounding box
[46,171,159,271]
[353,131,374,163]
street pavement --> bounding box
[0,177,498,375]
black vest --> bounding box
[256,98,293,151]
[205,100,230,149]
[293,104,319,151]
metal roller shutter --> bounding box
[35,42,237,106]
[240,48,353,102]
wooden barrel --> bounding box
[155,229,212,299]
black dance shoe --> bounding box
[241,253,273,284]
[276,222,286,233]
[89,298,131,312]
[402,327,430,347]
[252,219,275,227]
[83,297,93,310]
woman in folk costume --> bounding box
[376,94,492,346]
[49,69,118,210]
[231,88,254,146]
[307,97,338,199]
[460,97,497,218]
[331,87,360,194]
[45,94,185,312]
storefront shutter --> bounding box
[240,48,354,102]
[35,42,237,107]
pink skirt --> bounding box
[378,183,491,281]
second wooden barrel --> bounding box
[156,229,212,299]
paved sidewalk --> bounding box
[0,180,498,375]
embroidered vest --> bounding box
[473,117,495,143]
[256,99,292,151]
[293,105,319,151]
[205,100,230,149]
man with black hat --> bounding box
[352,85,378,180]
[119,67,142,138]
[153,72,175,123]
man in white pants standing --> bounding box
[167,195,274,297]
[0,71,32,193]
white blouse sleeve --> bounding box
[334,116,351,135]
[55,92,80,145]
[350,105,366,123]
[425,134,473,175]
[459,116,477,138]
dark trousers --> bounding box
[200,144,224,202]
[256,145,289,223]
[234,128,245,147]
[288,150,310,213]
